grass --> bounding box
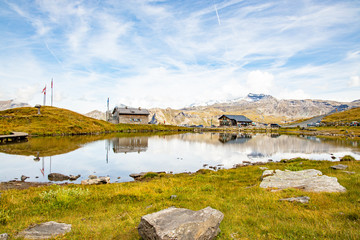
[322,107,360,125]
[0,106,191,136]
[0,159,359,239]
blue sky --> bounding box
[0,0,359,113]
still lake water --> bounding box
[0,132,359,183]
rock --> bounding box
[88,175,97,179]
[279,196,310,203]
[170,195,177,199]
[21,175,29,181]
[243,161,251,164]
[260,169,346,192]
[138,206,224,240]
[331,164,348,170]
[129,171,166,181]
[342,171,355,175]
[16,221,71,239]
[69,174,81,181]
[259,167,268,170]
[81,177,110,185]
[48,173,70,181]
[0,233,9,240]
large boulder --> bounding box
[138,206,224,240]
[81,176,110,185]
[260,169,346,192]
[48,173,70,181]
[16,221,71,239]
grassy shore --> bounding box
[0,107,190,136]
[0,158,359,239]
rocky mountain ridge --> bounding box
[0,100,30,111]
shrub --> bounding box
[340,155,356,162]
[0,209,10,225]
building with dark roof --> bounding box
[110,107,150,124]
[218,115,252,127]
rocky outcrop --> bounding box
[16,221,71,239]
[330,164,348,170]
[48,173,80,181]
[279,196,310,203]
[138,206,224,240]
[0,233,8,240]
[260,169,346,192]
[81,176,110,185]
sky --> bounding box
[0,0,359,114]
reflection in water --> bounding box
[109,137,148,154]
[218,133,252,144]
[0,133,359,183]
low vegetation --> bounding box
[322,107,360,125]
[0,107,190,136]
[0,159,359,239]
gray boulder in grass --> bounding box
[138,206,224,240]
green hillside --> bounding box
[0,106,189,136]
[322,107,360,125]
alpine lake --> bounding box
[0,132,359,183]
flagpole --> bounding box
[43,85,46,106]
[51,78,53,107]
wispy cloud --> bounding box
[0,0,359,112]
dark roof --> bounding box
[219,115,252,122]
[113,107,150,115]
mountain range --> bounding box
[1,94,359,126]
[85,94,360,126]
[0,100,30,111]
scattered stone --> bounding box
[130,171,166,181]
[331,156,336,160]
[68,174,81,181]
[0,233,9,240]
[21,175,29,181]
[81,177,110,185]
[243,161,251,164]
[259,167,268,170]
[217,164,224,166]
[331,164,348,170]
[260,169,346,192]
[279,196,310,204]
[170,195,177,199]
[16,221,71,239]
[342,171,355,175]
[268,159,273,162]
[138,206,224,240]
[48,173,69,181]
[88,175,97,179]
[35,176,39,178]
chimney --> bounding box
[138,107,141,110]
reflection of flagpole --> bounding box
[40,157,45,176]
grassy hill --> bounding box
[322,107,360,125]
[0,106,189,136]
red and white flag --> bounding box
[42,85,46,94]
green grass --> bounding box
[1,159,359,239]
[322,107,360,124]
[0,106,191,136]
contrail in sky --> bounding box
[44,40,63,66]
[214,3,221,25]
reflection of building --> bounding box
[218,133,252,144]
[110,107,150,124]
[111,137,148,153]
[218,115,252,127]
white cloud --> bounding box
[246,70,274,94]
[348,76,360,87]
[15,85,39,103]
